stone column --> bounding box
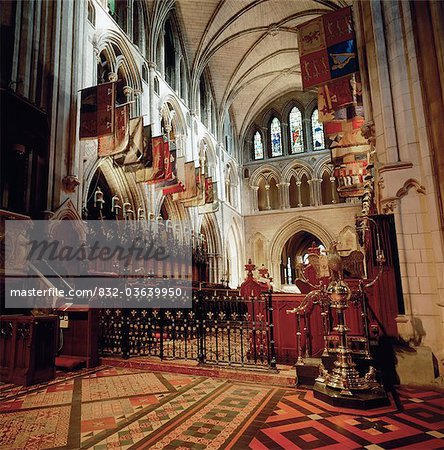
[296,181,302,207]
[264,184,271,210]
[278,182,290,209]
[123,85,134,116]
[281,122,289,155]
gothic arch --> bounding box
[269,216,336,287]
[225,217,244,288]
[282,99,306,120]
[249,163,282,187]
[282,159,314,182]
[154,193,189,224]
[93,30,142,93]
[159,94,188,138]
[82,158,148,218]
[199,213,223,282]
[313,154,333,178]
[248,231,268,268]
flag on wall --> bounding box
[123,117,143,165]
[97,103,129,156]
[173,161,197,201]
[298,7,358,90]
[79,82,115,139]
[145,135,165,184]
[181,171,205,207]
[162,156,186,196]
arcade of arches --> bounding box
[1,1,444,448]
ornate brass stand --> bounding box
[312,216,389,408]
[316,280,379,396]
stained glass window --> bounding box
[253,131,264,159]
[311,108,325,150]
[289,107,304,153]
[270,117,282,157]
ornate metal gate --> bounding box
[99,288,277,369]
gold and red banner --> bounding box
[123,117,144,165]
[173,161,197,201]
[79,82,116,139]
[146,136,165,184]
[97,104,129,157]
[181,171,205,207]
[162,156,185,196]
[298,7,358,89]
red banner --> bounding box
[146,136,165,184]
[97,104,129,157]
[298,7,358,89]
[79,82,115,139]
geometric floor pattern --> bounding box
[0,366,443,449]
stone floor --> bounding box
[0,366,443,449]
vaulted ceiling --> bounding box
[174,0,351,140]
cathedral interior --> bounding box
[0,0,443,449]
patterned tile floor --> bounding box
[0,366,443,449]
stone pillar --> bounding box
[123,85,134,116]
[278,182,290,209]
[264,184,271,210]
[296,181,302,207]
[281,122,289,155]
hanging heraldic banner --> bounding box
[298,6,359,90]
[79,82,115,139]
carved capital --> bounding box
[62,175,80,193]
[381,197,398,214]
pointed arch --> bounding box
[249,164,282,187]
[269,216,336,288]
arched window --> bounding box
[289,107,304,154]
[116,0,128,33]
[142,64,148,83]
[253,131,264,160]
[164,20,176,88]
[311,109,325,150]
[132,0,143,48]
[153,76,159,94]
[270,117,282,157]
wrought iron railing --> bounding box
[99,288,277,370]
